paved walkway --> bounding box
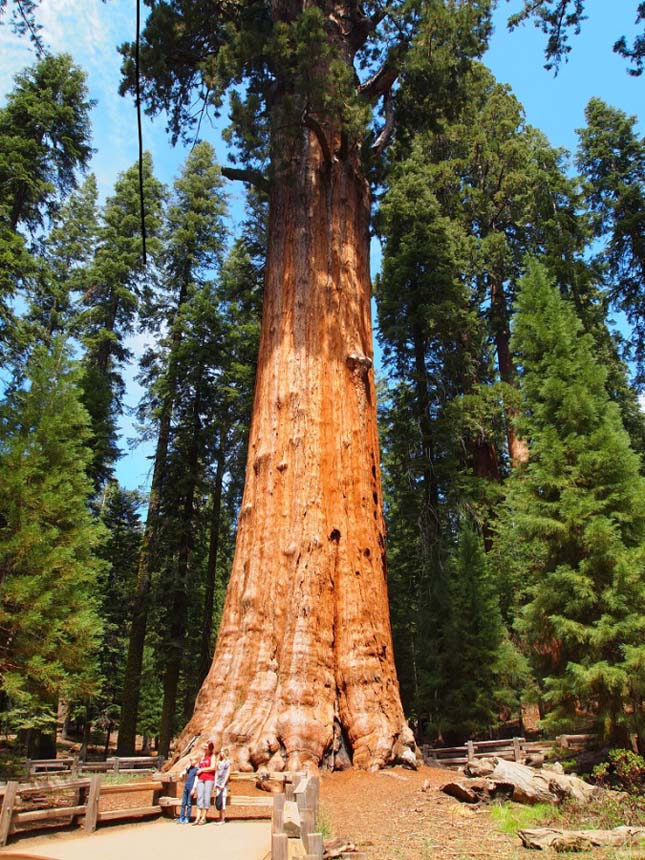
[0,819,271,860]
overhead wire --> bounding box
[135,0,147,265]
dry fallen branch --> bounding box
[517,825,645,851]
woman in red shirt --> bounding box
[193,741,216,825]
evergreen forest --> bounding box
[1,0,644,764]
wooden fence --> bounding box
[422,733,596,769]
[0,775,164,847]
[158,770,278,818]
[270,773,338,860]
[27,755,164,777]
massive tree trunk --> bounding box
[172,119,415,772]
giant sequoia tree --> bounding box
[121,0,490,770]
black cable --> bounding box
[135,0,147,265]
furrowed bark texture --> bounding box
[174,126,415,772]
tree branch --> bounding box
[302,109,333,166]
[358,63,399,102]
[221,166,270,193]
[371,90,395,159]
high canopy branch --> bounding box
[221,166,270,192]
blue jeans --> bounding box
[180,783,194,819]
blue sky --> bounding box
[1,0,643,491]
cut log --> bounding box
[464,759,496,778]
[447,757,597,806]
[517,826,645,851]
[442,778,514,804]
[491,758,596,805]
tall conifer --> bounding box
[502,260,645,750]
[0,338,104,749]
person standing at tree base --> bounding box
[193,741,216,825]
[214,747,232,825]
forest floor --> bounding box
[319,764,645,860]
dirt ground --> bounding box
[320,764,521,860]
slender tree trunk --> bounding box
[172,123,415,771]
[158,375,202,757]
[198,443,225,687]
[118,397,171,754]
[118,282,190,755]
[490,277,529,466]
[411,325,441,555]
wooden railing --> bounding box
[158,770,278,818]
[271,772,336,860]
[0,775,163,846]
[422,734,596,769]
[27,755,164,777]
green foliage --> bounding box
[439,520,529,738]
[490,801,558,835]
[0,53,93,233]
[29,173,99,344]
[0,53,93,367]
[79,152,165,489]
[95,484,143,732]
[576,98,645,386]
[507,1,645,76]
[594,749,645,795]
[498,260,645,747]
[137,645,163,740]
[0,1,43,51]
[0,338,104,739]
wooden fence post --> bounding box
[512,737,522,762]
[466,741,475,763]
[0,781,19,847]
[301,807,314,842]
[272,792,285,834]
[272,832,288,860]
[306,776,319,819]
[84,774,101,833]
[306,832,324,859]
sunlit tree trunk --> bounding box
[491,277,529,467]
[173,121,415,772]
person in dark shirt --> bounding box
[177,755,200,823]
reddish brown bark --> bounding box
[172,121,415,772]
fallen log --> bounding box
[517,825,645,851]
[441,778,514,804]
[323,837,357,858]
[490,758,596,805]
[443,757,598,806]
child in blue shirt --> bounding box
[178,756,199,823]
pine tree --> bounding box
[440,520,526,740]
[0,53,93,368]
[576,98,645,384]
[79,153,164,490]
[501,260,645,750]
[0,337,104,750]
[95,483,143,749]
[0,53,93,233]
[29,174,100,344]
